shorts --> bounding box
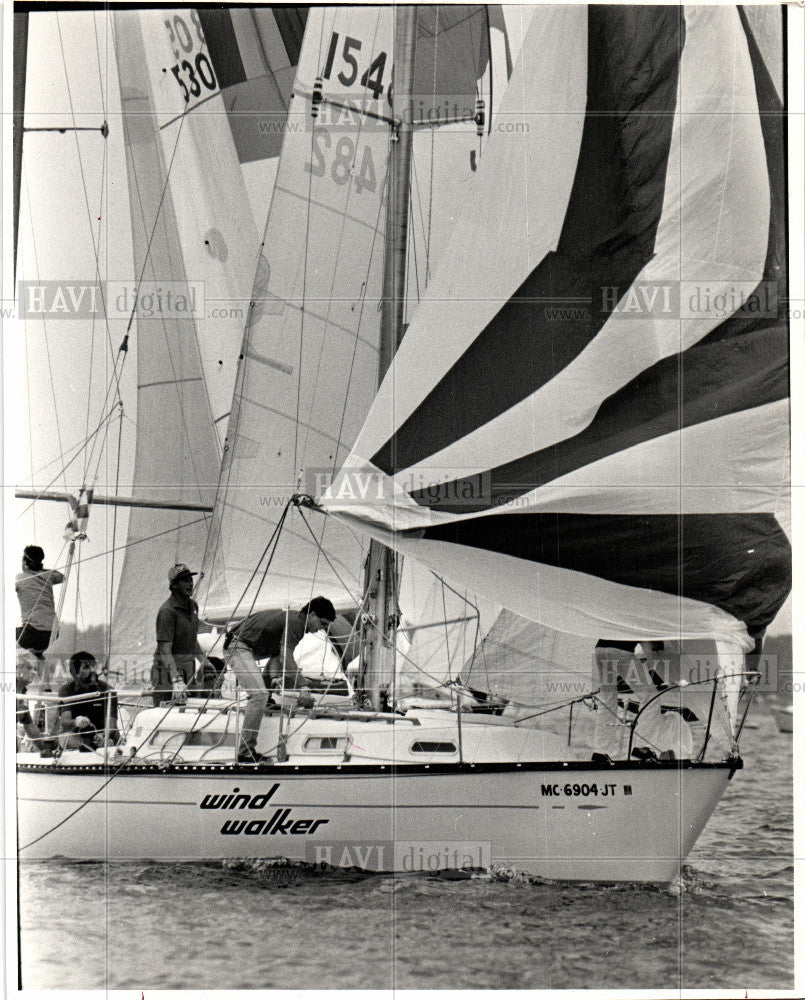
[16,625,51,653]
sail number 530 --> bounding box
[304,128,378,193]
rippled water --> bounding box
[18,709,792,990]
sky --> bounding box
[6,6,793,641]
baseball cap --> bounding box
[169,563,198,584]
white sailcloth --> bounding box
[130,10,263,438]
[197,6,396,619]
[110,12,221,680]
[198,6,507,620]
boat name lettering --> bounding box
[199,784,280,810]
[220,809,329,837]
[541,783,618,797]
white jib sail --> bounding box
[198,6,397,619]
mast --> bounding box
[13,11,29,282]
[360,7,417,710]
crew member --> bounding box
[15,545,64,667]
[58,651,119,750]
[224,597,337,763]
[152,564,212,705]
[591,639,638,762]
[16,668,49,754]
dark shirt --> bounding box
[230,609,306,661]
[16,680,33,727]
[156,593,200,676]
[329,612,358,663]
[58,678,116,732]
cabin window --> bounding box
[184,731,237,748]
[304,736,347,752]
[149,730,236,748]
[410,740,457,753]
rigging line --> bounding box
[79,333,129,479]
[360,611,450,691]
[406,180,422,307]
[21,169,67,492]
[242,504,290,622]
[72,542,83,633]
[296,509,364,607]
[440,581,453,676]
[408,151,425,303]
[16,408,118,520]
[82,132,109,482]
[292,84,319,479]
[23,247,37,534]
[54,14,119,396]
[83,395,121,492]
[92,11,108,118]
[86,400,122,494]
[425,6,438,284]
[214,500,292,634]
[70,516,209,569]
[106,406,125,661]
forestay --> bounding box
[321,6,791,652]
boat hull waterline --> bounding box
[17,760,737,882]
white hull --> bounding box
[17,757,735,882]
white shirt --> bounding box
[294,630,343,680]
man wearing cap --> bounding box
[152,564,212,706]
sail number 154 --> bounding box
[323,31,391,104]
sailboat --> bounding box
[15,5,790,883]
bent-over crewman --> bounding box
[224,597,337,763]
